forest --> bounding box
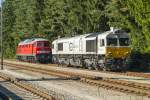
[0,0,150,58]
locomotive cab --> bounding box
[98,29,130,71]
[34,41,51,63]
[106,30,130,58]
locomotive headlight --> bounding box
[125,51,129,55]
[108,52,112,54]
[124,51,130,57]
[107,52,113,57]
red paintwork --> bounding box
[16,39,51,56]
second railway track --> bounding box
[3,61,150,98]
[0,72,55,100]
[6,60,150,78]
[0,77,46,100]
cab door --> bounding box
[32,42,37,55]
[98,38,106,55]
[79,38,83,52]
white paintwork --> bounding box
[52,29,129,55]
[19,38,49,45]
[52,34,89,54]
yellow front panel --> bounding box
[106,47,131,58]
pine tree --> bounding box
[126,0,150,53]
[3,0,16,58]
[2,0,150,58]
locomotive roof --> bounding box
[86,32,101,38]
[19,38,48,45]
[53,34,89,42]
[85,29,123,39]
[52,29,128,43]
[96,29,128,37]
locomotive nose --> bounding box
[36,47,51,54]
[106,47,130,58]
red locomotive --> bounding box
[16,38,51,63]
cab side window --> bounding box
[33,43,36,47]
[100,39,105,47]
[58,43,63,51]
[37,42,43,47]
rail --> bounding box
[3,61,150,98]
[0,72,55,100]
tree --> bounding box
[105,0,150,53]
[2,0,16,58]
[126,0,150,53]
[2,0,150,58]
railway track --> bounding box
[0,72,55,100]
[0,77,44,100]
[4,62,99,80]
[43,64,150,79]
[3,61,150,98]
[7,60,150,78]
[81,78,150,96]
[119,71,150,78]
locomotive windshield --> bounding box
[107,38,129,46]
[44,42,50,47]
[119,38,129,46]
[37,42,50,47]
[107,38,117,46]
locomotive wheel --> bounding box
[92,64,99,70]
[95,66,100,70]
[88,65,94,70]
[86,63,94,70]
[99,63,106,71]
[102,67,107,71]
[82,62,87,69]
[122,63,129,72]
[88,66,94,70]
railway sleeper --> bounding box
[80,78,150,97]
[0,73,55,100]
[103,79,150,90]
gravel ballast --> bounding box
[0,67,149,100]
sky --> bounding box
[0,0,2,7]
[0,0,4,7]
